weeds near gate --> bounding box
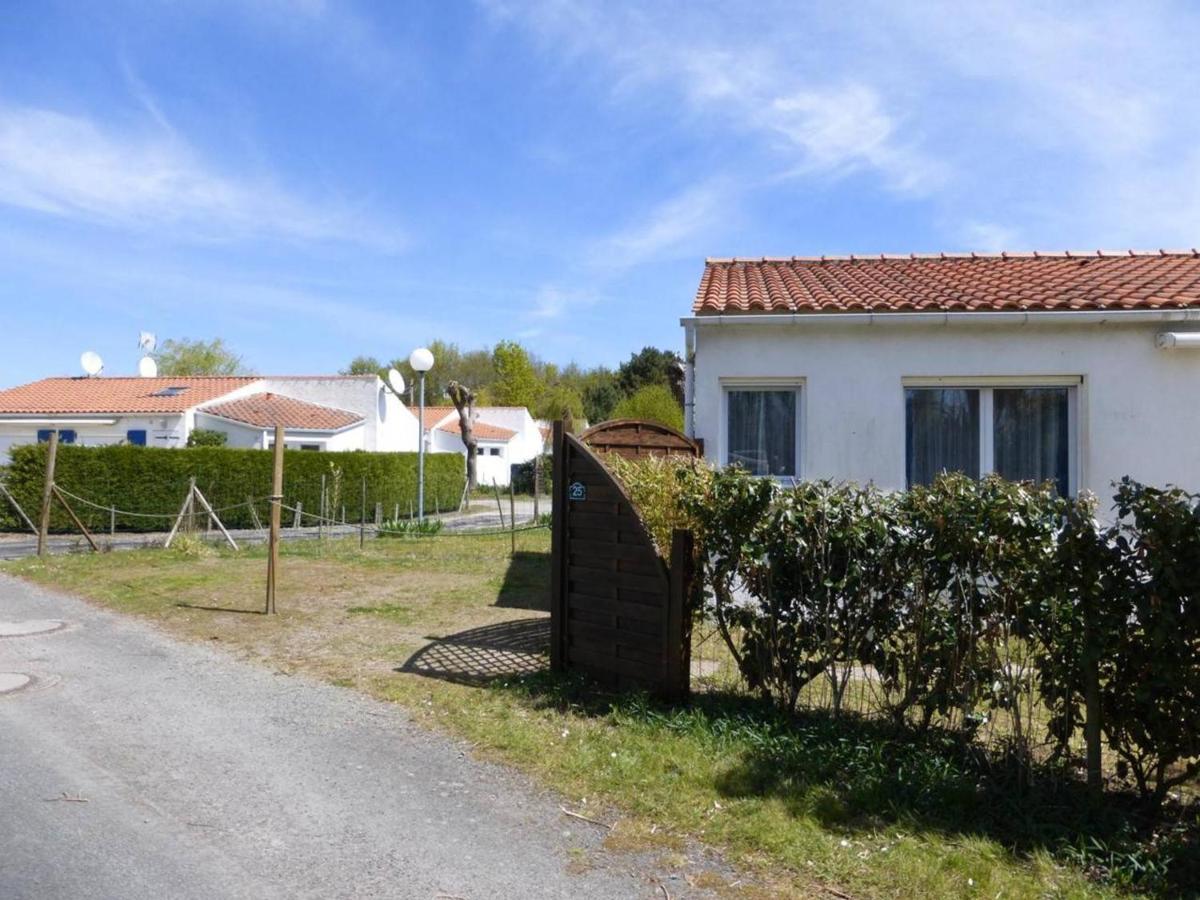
[501,670,1199,895]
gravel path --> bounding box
[0,574,724,899]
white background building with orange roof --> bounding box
[0,374,421,460]
[683,251,1200,499]
[421,405,545,487]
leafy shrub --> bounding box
[675,465,1200,806]
[877,474,1063,741]
[186,428,228,447]
[609,384,684,431]
[0,443,464,533]
[509,454,552,494]
[378,517,444,537]
[605,453,713,557]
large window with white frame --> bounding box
[905,380,1078,495]
[724,384,801,477]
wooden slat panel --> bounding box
[568,511,644,532]
[567,619,661,652]
[568,605,661,635]
[566,645,660,682]
[568,591,662,620]
[569,539,661,564]
[568,564,666,594]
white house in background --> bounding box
[421,405,545,486]
[0,374,420,460]
[683,251,1200,499]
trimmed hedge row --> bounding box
[0,444,465,533]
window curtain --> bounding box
[905,388,979,487]
[727,390,796,476]
[993,388,1069,495]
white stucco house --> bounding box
[682,251,1200,499]
[421,405,546,486]
[0,374,420,460]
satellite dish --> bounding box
[138,356,158,378]
[386,367,406,396]
[137,331,157,352]
[80,351,104,377]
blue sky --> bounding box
[2,1,1198,383]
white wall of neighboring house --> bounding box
[0,413,189,459]
[193,411,370,452]
[423,406,544,487]
[689,315,1200,498]
[254,376,419,452]
[474,440,513,487]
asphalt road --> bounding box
[0,574,718,899]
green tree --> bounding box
[341,355,385,376]
[385,340,495,405]
[534,383,584,424]
[617,347,683,403]
[610,384,684,431]
[186,428,228,447]
[154,338,249,376]
[490,340,541,408]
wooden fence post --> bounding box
[0,482,38,537]
[266,424,284,615]
[509,481,516,557]
[549,421,565,672]
[319,473,326,541]
[533,454,540,520]
[36,431,58,557]
[359,475,366,549]
[667,529,694,700]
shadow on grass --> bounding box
[492,669,1199,896]
[174,602,265,615]
[494,550,550,611]
[399,617,549,687]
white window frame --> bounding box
[902,375,1083,494]
[719,377,805,479]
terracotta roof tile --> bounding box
[437,418,516,441]
[201,393,362,431]
[0,376,259,415]
[691,250,1200,315]
[419,406,457,430]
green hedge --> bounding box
[0,444,464,533]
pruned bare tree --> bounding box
[447,380,478,491]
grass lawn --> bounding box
[2,533,1152,899]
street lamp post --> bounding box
[409,347,434,521]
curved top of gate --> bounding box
[579,419,701,460]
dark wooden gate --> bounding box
[550,421,690,699]
[579,419,702,460]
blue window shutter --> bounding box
[37,429,52,443]
[59,430,77,444]
[127,429,147,446]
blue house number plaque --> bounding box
[568,481,587,501]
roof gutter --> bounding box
[0,416,119,425]
[680,309,1200,327]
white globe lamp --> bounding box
[409,347,435,520]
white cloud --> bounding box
[484,0,1200,252]
[0,104,403,248]
[591,182,729,269]
[481,1,942,194]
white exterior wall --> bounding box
[0,413,188,460]
[256,376,419,452]
[691,317,1200,496]
[470,407,544,464]
[474,441,514,487]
